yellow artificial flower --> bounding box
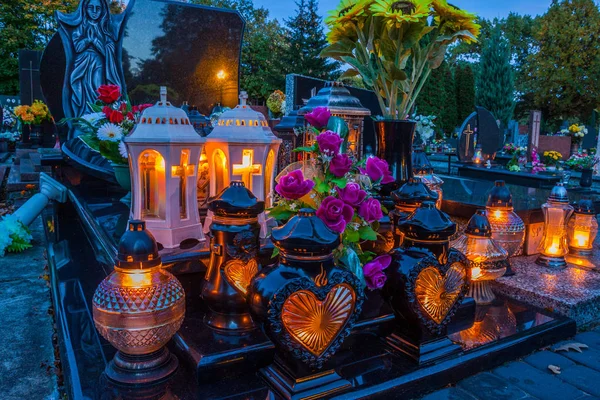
[21,113,34,123]
[30,103,46,117]
[325,0,373,27]
[370,0,431,28]
[327,21,359,43]
[432,0,476,23]
[435,17,480,42]
[432,0,479,42]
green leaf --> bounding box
[271,246,280,259]
[344,229,360,243]
[326,116,349,138]
[268,204,295,221]
[292,146,314,153]
[338,69,360,80]
[359,226,377,241]
[331,177,347,189]
[339,247,365,289]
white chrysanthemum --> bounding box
[97,123,123,142]
[118,140,128,158]
[82,112,106,124]
[0,225,13,257]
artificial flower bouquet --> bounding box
[269,106,393,290]
[0,215,32,257]
[568,124,587,144]
[566,153,599,171]
[13,100,52,125]
[266,90,286,118]
[543,150,562,166]
[67,85,152,165]
[2,106,18,131]
[322,0,479,118]
[531,147,545,173]
[413,114,436,144]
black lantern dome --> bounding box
[273,110,305,134]
[486,181,513,209]
[271,208,340,257]
[548,183,570,204]
[207,181,265,218]
[392,177,439,208]
[399,201,456,242]
[574,199,595,215]
[465,210,493,237]
[116,220,161,270]
[412,148,434,175]
[297,82,370,116]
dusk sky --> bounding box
[252,0,554,23]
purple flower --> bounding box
[363,254,391,290]
[316,130,343,156]
[358,197,383,223]
[336,182,367,207]
[304,106,331,128]
[275,170,314,200]
[316,196,354,233]
[361,156,395,184]
[329,154,352,177]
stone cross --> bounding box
[233,149,261,189]
[21,60,40,105]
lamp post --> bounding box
[217,69,226,106]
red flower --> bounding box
[119,102,127,112]
[97,85,121,104]
[108,110,124,124]
[102,106,113,119]
[133,103,153,114]
[126,112,135,121]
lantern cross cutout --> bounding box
[171,150,195,219]
[233,149,262,190]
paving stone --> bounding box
[558,365,600,397]
[524,350,576,372]
[573,331,600,348]
[28,151,41,165]
[19,159,39,182]
[555,346,600,373]
[421,387,478,400]
[458,372,531,400]
[493,361,586,400]
[6,166,37,192]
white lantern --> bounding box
[204,91,281,207]
[125,87,206,248]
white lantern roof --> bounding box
[207,91,279,144]
[125,86,204,144]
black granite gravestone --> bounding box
[476,106,503,158]
[19,50,43,106]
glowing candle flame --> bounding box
[573,230,590,248]
[471,267,483,281]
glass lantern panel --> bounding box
[139,150,166,220]
[213,149,228,194]
[197,148,209,204]
[568,213,598,250]
[232,149,262,192]
[264,150,275,208]
[171,149,191,220]
[539,203,572,257]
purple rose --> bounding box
[358,197,383,223]
[329,154,352,177]
[304,106,331,128]
[316,196,354,233]
[275,170,315,200]
[316,130,343,156]
[336,182,366,207]
[363,254,391,290]
[361,156,395,184]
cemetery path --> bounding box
[0,216,60,399]
[421,326,600,400]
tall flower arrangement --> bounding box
[13,101,53,125]
[322,0,479,119]
[266,90,286,118]
[270,107,392,289]
[67,85,152,165]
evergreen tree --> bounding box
[476,26,515,127]
[442,64,458,134]
[414,62,457,135]
[455,63,476,124]
[284,0,339,79]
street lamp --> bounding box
[217,69,226,105]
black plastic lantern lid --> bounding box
[548,183,570,204]
[412,148,434,175]
[391,177,438,206]
[297,82,370,116]
[208,181,265,218]
[399,201,456,241]
[116,220,161,269]
[273,110,305,133]
[465,209,493,237]
[486,180,513,208]
[574,199,596,215]
[271,208,340,257]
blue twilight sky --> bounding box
[252,0,553,23]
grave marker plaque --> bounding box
[476,106,503,159]
[528,110,542,160]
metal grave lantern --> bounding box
[384,201,474,364]
[412,148,444,209]
[272,110,305,173]
[536,184,574,269]
[567,199,598,257]
[204,91,282,208]
[125,87,205,248]
[298,81,370,159]
[93,220,185,384]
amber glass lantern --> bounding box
[567,199,598,257]
[92,220,185,384]
[453,210,508,305]
[413,148,443,209]
[485,181,525,261]
[536,184,574,269]
[472,146,483,164]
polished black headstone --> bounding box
[476,106,503,158]
[19,50,44,106]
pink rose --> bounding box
[336,182,366,207]
[361,156,395,184]
[363,254,391,290]
[316,196,354,233]
[329,154,352,177]
[275,170,315,200]
[304,106,331,128]
[358,197,383,223]
[317,130,343,156]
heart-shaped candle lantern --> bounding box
[248,208,364,398]
[201,181,264,333]
[384,201,474,364]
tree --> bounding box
[455,63,476,124]
[526,0,600,127]
[0,0,77,94]
[192,0,286,102]
[284,0,339,80]
[476,26,515,127]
